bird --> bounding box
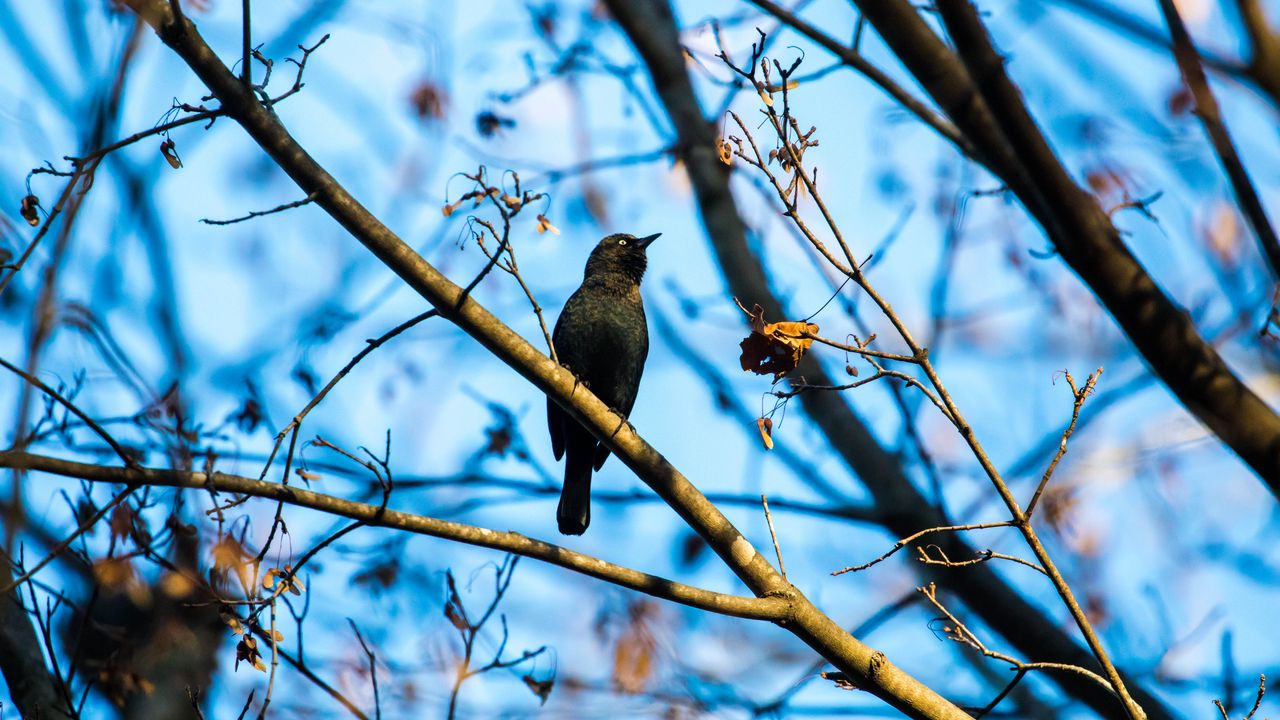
[547,232,660,535]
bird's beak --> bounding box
[635,233,661,249]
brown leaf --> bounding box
[756,417,774,450]
[211,535,253,592]
[19,194,40,226]
[475,110,516,138]
[443,572,469,630]
[108,504,135,543]
[736,301,818,379]
[159,571,195,598]
[220,606,245,635]
[159,138,182,169]
[408,81,448,121]
[535,214,560,235]
[236,636,266,672]
[522,674,554,705]
[717,138,733,166]
[1167,84,1195,116]
[612,601,657,694]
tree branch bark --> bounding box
[0,450,786,622]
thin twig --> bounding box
[0,357,136,466]
[761,495,787,581]
[833,521,1012,575]
[200,193,316,225]
[1026,369,1101,518]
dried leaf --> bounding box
[535,214,560,235]
[19,194,40,226]
[408,80,448,121]
[159,571,195,598]
[108,504,135,543]
[522,674,554,705]
[1167,84,1195,116]
[612,602,657,694]
[160,138,182,169]
[236,636,266,672]
[444,572,469,630]
[717,138,733,166]
[756,417,774,450]
[475,110,516,138]
[212,535,253,592]
[220,606,245,635]
[736,301,819,379]
[93,557,150,605]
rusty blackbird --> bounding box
[547,232,659,535]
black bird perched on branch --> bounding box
[547,232,660,535]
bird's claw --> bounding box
[607,408,635,438]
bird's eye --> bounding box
[618,239,628,246]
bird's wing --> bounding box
[547,396,566,460]
[592,442,610,471]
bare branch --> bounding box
[0,450,790,622]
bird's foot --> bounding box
[607,408,635,438]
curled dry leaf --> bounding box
[522,674,554,705]
[756,82,773,107]
[236,635,266,672]
[159,138,182,169]
[108,504,136,543]
[211,535,253,593]
[441,199,464,218]
[717,138,733,166]
[756,416,774,450]
[263,565,305,595]
[20,194,40,226]
[735,299,818,379]
[612,601,657,694]
[535,214,560,235]
[408,80,448,121]
[219,606,245,635]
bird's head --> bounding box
[583,232,660,284]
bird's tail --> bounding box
[557,450,593,535]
